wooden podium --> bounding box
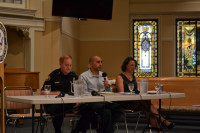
[0,63,5,133]
[0,21,9,133]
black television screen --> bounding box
[52,0,113,20]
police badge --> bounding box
[0,22,8,63]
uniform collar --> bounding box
[59,69,71,77]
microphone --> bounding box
[91,91,101,96]
[102,72,107,81]
[55,91,65,98]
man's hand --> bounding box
[73,103,81,113]
[103,80,110,88]
[74,103,81,108]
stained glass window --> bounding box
[133,20,158,77]
[177,20,200,77]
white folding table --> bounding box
[7,92,185,133]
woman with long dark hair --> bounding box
[116,57,174,133]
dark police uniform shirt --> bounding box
[42,68,78,94]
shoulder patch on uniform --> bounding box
[45,76,51,81]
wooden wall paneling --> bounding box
[109,76,200,108]
[138,77,200,107]
[4,68,39,92]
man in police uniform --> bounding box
[41,54,78,133]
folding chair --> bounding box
[40,105,80,133]
[124,109,142,133]
[4,86,41,133]
[65,113,81,131]
[38,105,53,133]
[116,109,142,133]
[69,111,100,133]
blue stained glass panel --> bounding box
[133,20,158,77]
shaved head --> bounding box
[89,56,101,63]
[89,56,102,74]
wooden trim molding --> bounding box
[0,6,37,17]
[0,6,44,30]
[0,16,44,30]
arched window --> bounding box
[176,19,200,77]
[133,20,158,77]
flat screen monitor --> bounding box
[52,0,113,20]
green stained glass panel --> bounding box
[177,20,200,77]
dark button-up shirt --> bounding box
[42,69,78,94]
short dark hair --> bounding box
[121,57,137,72]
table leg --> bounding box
[40,105,43,133]
[32,104,35,133]
[142,100,151,133]
[159,99,161,123]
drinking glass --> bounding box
[128,83,134,94]
[44,85,51,98]
[154,83,160,93]
[72,79,84,97]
